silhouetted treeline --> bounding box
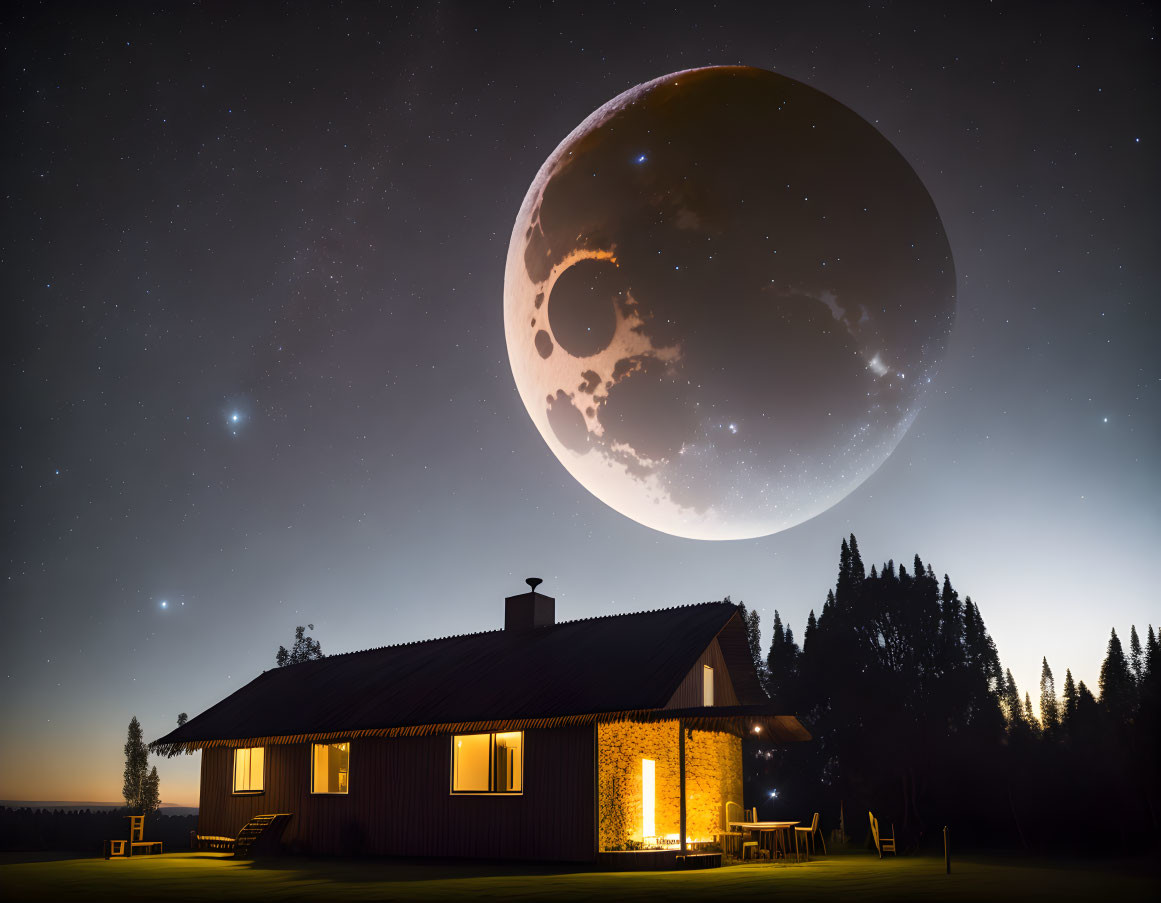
[742,535,1159,855]
[0,807,197,852]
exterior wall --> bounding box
[665,637,740,708]
[685,730,742,841]
[197,725,595,861]
[597,720,680,849]
[596,720,742,851]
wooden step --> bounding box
[233,813,292,858]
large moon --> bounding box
[504,66,955,540]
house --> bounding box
[151,581,809,863]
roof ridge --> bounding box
[273,600,737,668]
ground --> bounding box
[1,849,1157,902]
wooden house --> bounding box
[151,583,809,863]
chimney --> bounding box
[505,577,555,632]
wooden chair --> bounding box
[738,804,761,860]
[868,811,896,857]
[795,812,826,859]
[716,801,744,858]
[105,815,162,859]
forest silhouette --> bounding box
[740,534,1158,854]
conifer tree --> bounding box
[1061,668,1078,731]
[848,534,865,593]
[1128,625,1143,684]
[1040,657,1060,733]
[1002,669,1024,728]
[141,766,161,816]
[766,609,801,705]
[1098,628,1134,724]
[123,716,149,812]
[734,600,766,686]
[836,538,853,607]
[1024,692,1041,734]
[804,609,818,651]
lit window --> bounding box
[703,665,714,706]
[451,731,523,794]
[312,742,349,794]
[232,747,264,793]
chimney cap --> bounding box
[525,577,543,593]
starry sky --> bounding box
[3,2,1157,807]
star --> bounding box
[159,600,168,610]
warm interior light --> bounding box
[642,758,656,840]
[703,665,714,706]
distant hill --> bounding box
[1,800,197,816]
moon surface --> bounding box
[504,66,956,540]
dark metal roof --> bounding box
[152,600,778,754]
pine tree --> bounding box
[734,600,766,686]
[123,716,149,812]
[848,534,865,593]
[766,610,800,705]
[1061,668,1078,732]
[803,609,818,651]
[1128,626,1143,684]
[141,766,161,816]
[1098,628,1134,724]
[836,538,853,607]
[1024,692,1041,734]
[1040,657,1060,733]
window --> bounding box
[451,731,523,794]
[232,747,264,793]
[703,664,714,706]
[311,742,349,794]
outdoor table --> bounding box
[728,821,801,860]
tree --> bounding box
[733,599,766,688]
[765,610,800,704]
[1128,626,1143,685]
[176,713,188,726]
[1040,658,1060,733]
[276,624,323,667]
[1061,669,1079,734]
[141,766,161,816]
[1098,628,1134,724]
[123,716,149,812]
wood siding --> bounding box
[664,637,740,709]
[198,725,595,861]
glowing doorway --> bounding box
[642,758,656,840]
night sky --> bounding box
[3,2,1157,806]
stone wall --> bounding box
[685,729,743,841]
[597,720,742,850]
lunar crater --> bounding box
[505,66,955,540]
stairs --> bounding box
[233,813,291,858]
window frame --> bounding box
[449,731,524,796]
[231,746,265,795]
[703,664,715,706]
[310,741,351,795]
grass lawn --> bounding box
[2,849,1157,902]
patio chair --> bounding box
[868,811,896,857]
[716,801,744,858]
[795,812,826,858]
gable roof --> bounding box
[152,601,775,755]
